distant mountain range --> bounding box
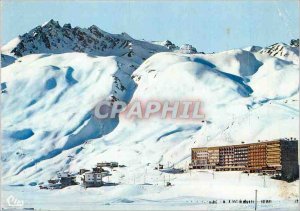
[2,20,299,68]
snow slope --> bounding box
[1,50,299,210]
[2,171,299,210]
[1,22,299,210]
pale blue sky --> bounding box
[1,0,299,52]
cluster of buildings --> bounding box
[78,162,118,188]
[40,162,119,189]
[39,172,77,189]
[190,138,299,181]
[79,162,120,188]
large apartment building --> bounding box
[190,138,299,181]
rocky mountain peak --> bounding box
[42,19,60,28]
[4,19,172,64]
[259,41,299,64]
[290,39,299,47]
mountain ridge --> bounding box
[1,19,175,64]
[1,19,299,67]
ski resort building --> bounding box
[82,171,103,188]
[234,144,248,167]
[207,147,219,169]
[191,148,209,168]
[41,174,77,189]
[97,162,119,168]
[219,145,235,169]
[190,138,299,181]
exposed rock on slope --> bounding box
[2,19,171,64]
[259,42,299,64]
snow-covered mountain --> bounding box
[259,42,299,64]
[151,40,178,51]
[177,44,198,54]
[243,46,263,53]
[1,20,299,209]
[1,19,173,65]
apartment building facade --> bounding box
[248,142,267,171]
[190,139,299,181]
[207,147,219,169]
[191,148,209,168]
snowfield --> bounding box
[1,171,299,210]
[1,22,299,210]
